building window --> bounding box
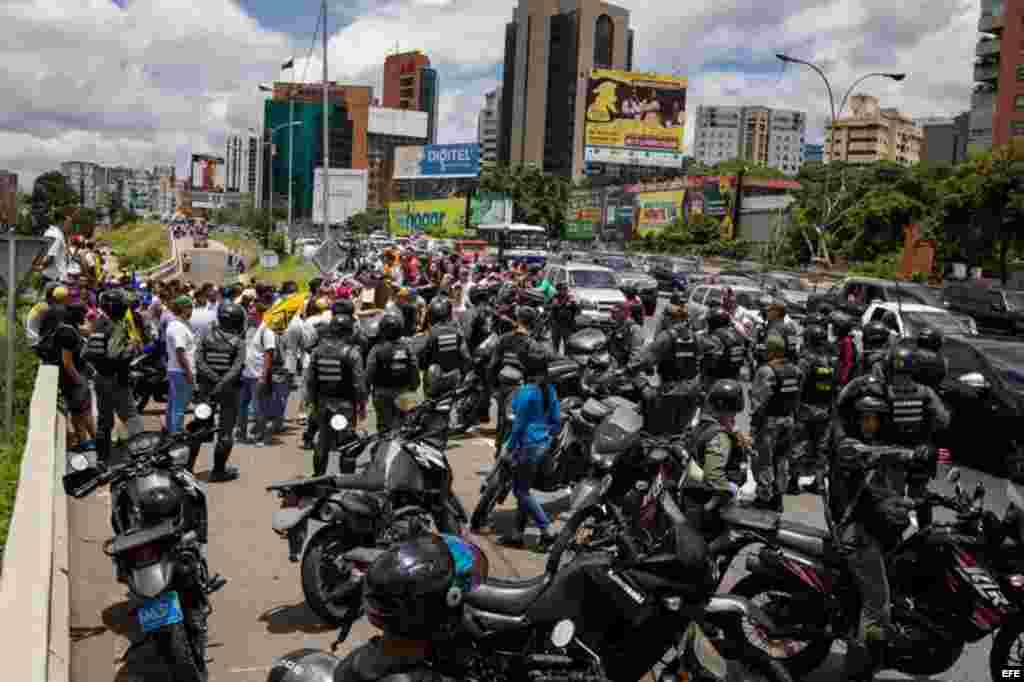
[1017,95,1024,111]
[594,14,614,68]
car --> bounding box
[542,262,625,329]
[937,335,1024,476]
[857,302,976,354]
[759,272,812,320]
[687,284,763,328]
[807,275,935,320]
[593,254,636,272]
[942,280,1024,337]
[894,283,979,335]
[294,238,322,261]
[617,270,659,315]
[649,256,702,292]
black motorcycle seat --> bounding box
[720,506,780,533]
[266,474,336,492]
[776,520,830,556]
[465,573,550,616]
[778,519,830,540]
[582,398,612,422]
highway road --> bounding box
[67,260,997,681]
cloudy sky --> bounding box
[2,0,979,190]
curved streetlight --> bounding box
[250,120,302,247]
[776,54,906,264]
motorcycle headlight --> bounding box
[591,452,616,470]
[331,414,350,431]
[169,447,190,467]
[194,403,213,421]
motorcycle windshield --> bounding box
[126,431,163,457]
[592,406,643,456]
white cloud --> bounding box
[0,0,982,191]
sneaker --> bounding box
[209,465,240,483]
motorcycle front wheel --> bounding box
[730,574,833,679]
[154,621,207,682]
[301,526,361,626]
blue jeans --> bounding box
[167,371,193,434]
[238,376,261,437]
[263,380,290,420]
[512,442,551,532]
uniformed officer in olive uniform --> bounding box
[765,301,801,363]
[796,324,837,494]
[366,311,420,432]
[750,334,805,511]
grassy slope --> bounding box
[97,222,171,272]
[246,255,319,290]
[210,230,260,264]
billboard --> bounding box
[388,198,467,235]
[470,192,513,226]
[565,190,602,241]
[313,168,368,226]
[393,143,481,179]
[584,68,687,169]
[190,154,226,192]
[637,190,686,236]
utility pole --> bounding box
[322,0,330,241]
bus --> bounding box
[454,239,489,263]
[476,223,549,265]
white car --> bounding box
[857,302,976,354]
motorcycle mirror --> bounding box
[194,403,213,421]
[551,619,575,648]
[331,414,349,431]
[946,467,961,483]
[69,453,90,472]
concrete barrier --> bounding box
[0,365,68,682]
[137,227,179,281]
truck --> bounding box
[312,168,368,227]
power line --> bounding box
[298,2,324,85]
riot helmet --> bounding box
[217,303,246,335]
[99,289,128,322]
[916,327,943,352]
[379,312,403,342]
[862,321,890,350]
[429,298,452,325]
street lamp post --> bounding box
[776,54,905,265]
[252,120,302,248]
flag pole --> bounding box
[322,0,330,242]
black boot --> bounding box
[209,441,239,482]
[95,434,112,467]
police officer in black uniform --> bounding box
[306,307,367,476]
[489,306,539,449]
[859,321,891,380]
[796,323,837,494]
[750,334,805,511]
[705,307,746,383]
[765,300,800,362]
[418,298,470,397]
[607,301,644,368]
[192,303,246,481]
[366,312,420,432]
[85,289,145,465]
[628,298,703,431]
[913,327,947,392]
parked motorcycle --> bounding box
[266,394,467,627]
[63,424,225,682]
[449,332,500,435]
[730,448,1018,679]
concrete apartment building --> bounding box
[152,165,176,216]
[825,94,923,166]
[918,114,970,164]
[225,134,258,195]
[498,0,636,179]
[477,89,502,165]
[382,51,439,145]
[0,171,17,226]
[803,143,824,163]
[60,161,101,208]
[969,0,1024,153]
[693,106,806,175]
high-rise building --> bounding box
[825,94,923,166]
[152,165,176,216]
[382,51,439,144]
[803,143,824,163]
[693,106,806,175]
[477,89,502,164]
[225,134,258,195]
[498,0,636,179]
[60,161,101,208]
[969,0,1024,154]
[0,171,17,226]
[919,114,970,164]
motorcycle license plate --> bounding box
[137,591,184,633]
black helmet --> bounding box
[707,379,745,415]
[99,289,128,322]
[364,534,487,639]
[469,286,491,305]
[758,295,774,310]
[217,302,245,335]
[515,305,538,327]
[862,321,890,349]
[803,324,827,347]
[917,327,943,352]
[429,298,452,324]
[830,311,854,337]
[328,314,355,337]
[520,342,549,380]
[331,299,355,318]
[266,649,339,682]
[379,312,403,341]
[853,394,889,416]
[888,344,916,378]
[706,308,730,331]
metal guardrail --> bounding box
[136,227,179,281]
[0,365,69,682]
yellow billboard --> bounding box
[584,68,687,169]
[388,198,467,236]
[636,190,686,237]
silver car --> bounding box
[543,262,625,328]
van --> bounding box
[943,281,1024,336]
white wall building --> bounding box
[225,134,259,195]
[693,105,806,175]
[477,88,502,164]
[60,161,101,208]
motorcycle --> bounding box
[266,393,467,627]
[566,326,608,368]
[129,345,169,413]
[449,332,500,435]
[729,448,1019,679]
[63,424,225,682]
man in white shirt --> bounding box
[189,287,218,340]
[239,314,280,446]
[37,207,74,286]
[165,296,197,434]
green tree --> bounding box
[30,172,78,234]
[480,164,571,238]
[346,208,386,233]
[927,140,1024,283]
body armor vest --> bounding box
[378,341,415,389]
[763,363,802,417]
[660,325,699,382]
[802,354,836,405]
[202,331,239,378]
[316,342,355,399]
[431,324,462,372]
[692,419,745,485]
[913,349,947,390]
[715,327,746,375]
[83,331,111,372]
[888,383,926,443]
